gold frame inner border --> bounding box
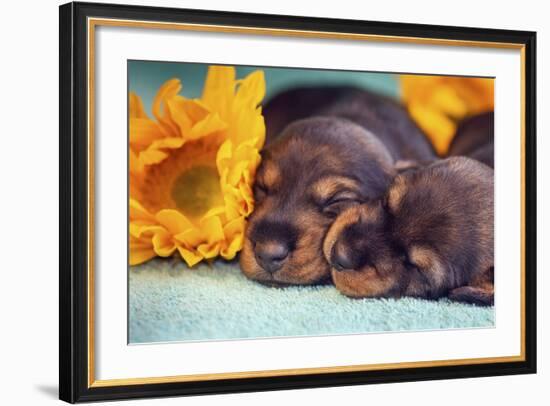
[86,17,527,388]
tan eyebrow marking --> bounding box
[259,161,281,188]
[312,176,360,202]
[387,175,408,211]
[408,245,446,290]
[359,203,383,223]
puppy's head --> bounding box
[323,203,408,298]
[240,117,395,285]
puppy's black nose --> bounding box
[331,243,357,271]
[254,241,289,273]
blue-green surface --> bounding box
[129,259,494,344]
[128,62,493,344]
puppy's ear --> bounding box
[394,160,420,173]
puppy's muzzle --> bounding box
[249,219,298,274]
[254,241,289,273]
[330,241,361,272]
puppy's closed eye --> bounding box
[322,192,360,218]
[254,183,270,201]
[254,160,281,202]
[402,254,418,272]
[312,176,362,218]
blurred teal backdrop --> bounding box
[128,60,400,114]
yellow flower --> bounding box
[400,75,494,155]
[129,66,265,267]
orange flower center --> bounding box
[170,165,223,218]
[137,140,225,223]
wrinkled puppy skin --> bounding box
[448,112,494,168]
[240,117,396,286]
[324,157,494,305]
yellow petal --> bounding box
[231,108,265,146]
[451,78,494,113]
[130,118,166,147]
[152,78,181,137]
[216,140,233,172]
[238,181,255,215]
[129,199,155,222]
[129,234,152,249]
[131,224,165,239]
[202,205,227,220]
[155,209,194,234]
[227,161,249,186]
[148,137,185,151]
[200,216,225,244]
[129,93,148,118]
[175,228,204,248]
[165,96,193,135]
[197,242,220,259]
[222,189,243,221]
[202,66,236,116]
[138,148,168,166]
[221,234,243,259]
[408,102,456,156]
[234,142,256,161]
[129,222,150,238]
[190,113,227,139]
[129,247,156,265]
[235,70,265,108]
[223,216,245,239]
[129,148,144,175]
[429,86,468,119]
[170,96,211,123]
[177,246,204,267]
[152,230,177,257]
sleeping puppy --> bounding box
[240,117,395,285]
[323,157,494,305]
[448,112,494,168]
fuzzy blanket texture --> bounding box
[129,259,494,344]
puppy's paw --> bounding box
[448,286,494,306]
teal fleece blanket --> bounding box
[129,259,494,344]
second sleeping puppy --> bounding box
[323,157,494,305]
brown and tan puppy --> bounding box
[323,157,494,305]
[240,117,396,285]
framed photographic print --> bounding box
[59,1,537,403]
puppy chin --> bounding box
[243,259,331,286]
[240,236,332,285]
[330,266,399,299]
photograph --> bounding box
[128,61,496,344]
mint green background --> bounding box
[128,60,400,115]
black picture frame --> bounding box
[59,1,537,403]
